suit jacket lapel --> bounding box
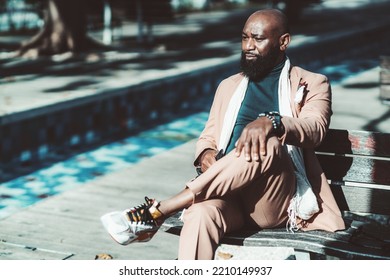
[289,66,303,118]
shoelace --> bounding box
[126,197,155,224]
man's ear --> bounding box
[279,33,291,51]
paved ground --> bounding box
[331,66,390,132]
[0,0,389,260]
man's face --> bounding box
[240,15,282,81]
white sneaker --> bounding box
[101,197,162,245]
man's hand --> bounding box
[199,149,218,173]
[235,117,274,161]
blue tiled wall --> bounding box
[0,62,236,182]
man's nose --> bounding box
[244,38,255,51]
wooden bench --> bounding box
[380,56,390,105]
[160,128,390,260]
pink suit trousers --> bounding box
[179,137,296,260]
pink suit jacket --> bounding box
[193,66,346,232]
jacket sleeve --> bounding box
[280,73,332,148]
[193,83,223,166]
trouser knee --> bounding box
[182,202,225,234]
[259,136,288,172]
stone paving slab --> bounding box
[0,139,197,260]
[331,67,390,133]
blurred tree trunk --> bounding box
[17,0,102,57]
[136,0,154,44]
[134,0,173,45]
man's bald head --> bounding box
[246,9,290,36]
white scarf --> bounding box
[218,58,319,232]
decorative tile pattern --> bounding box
[0,112,208,219]
[0,63,230,178]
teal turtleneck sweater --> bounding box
[225,59,285,154]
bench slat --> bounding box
[318,154,390,185]
[223,230,389,260]
[317,129,390,157]
[330,183,390,215]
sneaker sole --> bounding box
[108,229,158,246]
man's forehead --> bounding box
[242,17,270,35]
[243,12,282,34]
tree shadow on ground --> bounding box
[0,9,246,94]
[0,43,236,93]
[1,1,389,94]
[363,109,390,132]
[343,82,379,89]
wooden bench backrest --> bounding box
[316,129,390,215]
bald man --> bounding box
[101,9,346,260]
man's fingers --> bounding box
[235,138,252,161]
[252,136,260,161]
[244,141,251,161]
[201,155,216,172]
[235,139,243,157]
[200,150,217,172]
[260,135,267,156]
